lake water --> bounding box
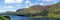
[9,16,60,20]
[10,16,25,20]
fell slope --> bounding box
[17,5,49,17]
[48,2,60,18]
[17,2,60,18]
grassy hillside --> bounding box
[17,2,60,18]
[48,2,60,18]
[0,15,10,20]
[17,5,49,17]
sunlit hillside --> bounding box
[16,2,60,18]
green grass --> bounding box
[0,15,10,20]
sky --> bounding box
[0,0,60,12]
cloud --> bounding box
[25,6,29,8]
[25,0,33,5]
[25,0,31,4]
[25,0,34,5]
[39,3,44,5]
[4,0,23,4]
[16,4,22,7]
[16,5,20,7]
[23,4,34,8]
[4,6,13,9]
[4,0,15,3]
[6,10,16,12]
[42,0,54,2]
[15,0,23,3]
[25,4,34,8]
[0,10,6,13]
[0,10,16,13]
[25,0,34,8]
[29,3,34,6]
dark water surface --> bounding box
[9,16,60,20]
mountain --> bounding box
[48,2,60,14]
[16,9,25,12]
[17,5,49,17]
[16,2,60,18]
[29,5,48,11]
[48,2,60,18]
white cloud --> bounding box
[25,0,34,8]
[25,6,29,8]
[4,0,23,4]
[42,0,54,2]
[4,6,13,9]
[6,10,16,12]
[25,4,34,8]
[16,5,20,7]
[16,4,23,7]
[29,3,34,6]
[23,4,34,8]
[15,0,23,3]
[39,3,44,5]
[25,0,31,4]
[0,8,16,13]
[25,0,34,6]
[4,0,15,3]
[0,10,6,13]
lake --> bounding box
[9,16,60,20]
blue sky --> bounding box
[0,0,60,12]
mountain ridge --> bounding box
[16,2,60,18]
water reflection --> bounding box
[9,16,60,20]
